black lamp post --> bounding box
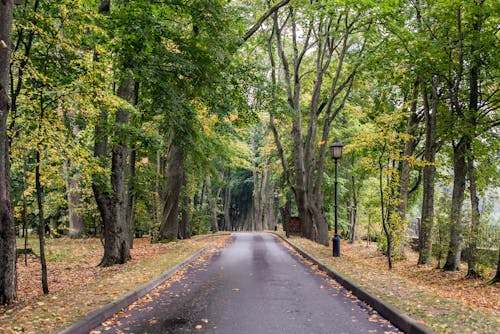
[330,140,343,257]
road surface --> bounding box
[92,233,401,333]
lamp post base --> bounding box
[332,235,340,257]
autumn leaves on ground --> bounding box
[285,235,499,334]
[0,235,231,334]
[0,233,498,334]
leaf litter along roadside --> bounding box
[276,236,402,334]
[279,234,499,334]
[0,234,232,334]
[95,238,232,333]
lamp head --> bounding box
[330,140,343,160]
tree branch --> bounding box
[243,0,290,42]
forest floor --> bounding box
[282,234,499,334]
[0,234,231,334]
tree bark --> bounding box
[67,161,84,238]
[348,175,358,243]
[126,82,139,247]
[158,138,184,241]
[126,143,136,247]
[379,151,393,270]
[206,175,219,233]
[418,79,438,264]
[465,13,482,278]
[223,180,231,231]
[466,154,481,278]
[91,0,131,266]
[260,168,276,231]
[443,7,467,272]
[397,81,419,227]
[251,133,263,231]
[443,138,467,271]
[95,76,134,266]
[35,150,49,294]
[0,0,16,306]
[178,176,191,239]
[65,109,84,238]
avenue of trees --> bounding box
[0,0,498,305]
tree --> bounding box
[443,1,499,272]
[418,78,438,265]
[0,0,16,305]
[64,110,85,238]
[267,1,370,245]
[92,0,146,266]
[158,136,185,240]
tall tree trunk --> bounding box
[223,180,231,231]
[95,76,133,266]
[418,79,438,264]
[396,81,419,255]
[155,150,162,225]
[21,167,28,265]
[35,150,49,294]
[280,199,291,237]
[465,13,481,278]
[348,175,358,243]
[443,4,467,272]
[178,177,191,239]
[0,0,16,306]
[443,138,467,271]
[466,154,481,278]
[251,134,262,231]
[64,107,84,238]
[379,152,393,270]
[91,106,114,250]
[91,0,131,266]
[67,160,84,238]
[261,168,276,231]
[158,139,184,241]
[206,175,219,233]
[126,144,136,247]
[126,82,139,247]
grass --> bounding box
[281,234,499,334]
[1,235,230,334]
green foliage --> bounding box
[190,208,212,235]
[4,0,498,277]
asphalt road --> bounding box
[92,233,401,334]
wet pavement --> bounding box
[91,233,401,334]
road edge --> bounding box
[273,233,434,334]
[57,245,211,334]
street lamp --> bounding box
[330,140,343,257]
